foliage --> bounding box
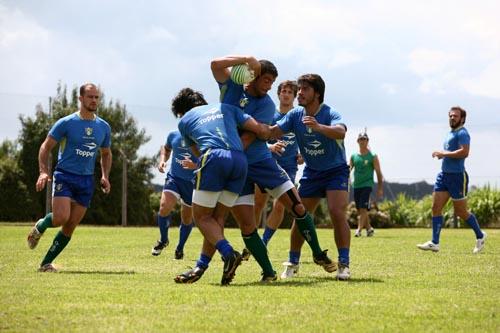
[1,226,498,332]
[467,185,500,227]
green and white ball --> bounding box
[230,64,255,85]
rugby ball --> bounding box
[230,64,255,85]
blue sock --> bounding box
[157,215,171,244]
[466,214,483,239]
[176,222,194,252]
[262,227,276,245]
[215,239,233,260]
[338,248,350,267]
[432,216,443,244]
[289,251,301,265]
[196,253,212,269]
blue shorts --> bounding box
[163,173,194,206]
[52,170,94,208]
[195,149,247,194]
[298,164,349,198]
[240,158,291,196]
[434,171,469,200]
[354,187,372,209]
[279,164,298,184]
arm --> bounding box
[349,156,354,173]
[241,118,272,142]
[210,55,261,84]
[373,155,384,199]
[180,144,200,170]
[432,144,469,159]
[36,136,58,192]
[100,147,112,194]
[302,116,346,139]
[158,145,172,173]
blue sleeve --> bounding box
[330,109,343,126]
[165,132,174,149]
[458,130,470,146]
[48,117,67,142]
[101,123,111,148]
[234,107,252,125]
[277,111,293,133]
[178,121,194,147]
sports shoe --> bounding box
[354,229,362,237]
[280,262,299,279]
[38,263,57,273]
[336,264,351,280]
[367,228,375,237]
[174,249,184,260]
[241,248,251,261]
[174,266,205,284]
[261,271,278,283]
[473,232,487,254]
[151,240,168,256]
[221,251,242,286]
[417,240,440,252]
[27,225,43,249]
[313,250,338,273]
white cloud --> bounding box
[143,26,176,42]
[327,50,362,69]
[460,60,500,99]
[381,83,398,95]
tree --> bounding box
[15,83,155,225]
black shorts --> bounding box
[353,187,372,209]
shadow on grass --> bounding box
[228,276,384,287]
[60,270,136,275]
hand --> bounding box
[181,158,197,170]
[100,177,111,194]
[302,116,320,131]
[296,154,304,165]
[270,141,286,156]
[158,161,167,173]
[36,172,51,192]
[246,57,261,77]
[376,188,383,199]
[432,151,444,159]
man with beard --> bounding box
[417,106,486,254]
[269,74,352,280]
[27,83,112,272]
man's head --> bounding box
[277,80,298,107]
[171,88,207,118]
[79,83,100,112]
[357,132,369,147]
[248,59,278,97]
[297,74,325,107]
[449,106,466,129]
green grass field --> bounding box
[0,224,498,332]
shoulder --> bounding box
[96,116,111,130]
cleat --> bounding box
[367,228,375,237]
[241,248,251,261]
[151,240,168,256]
[473,232,487,254]
[354,229,362,237]
[336,264,351,280]
[221,251,242,286]
[261,271,278,283]
[417,240,440,252]
[174,266,205,284]
[313,250,338,273]
[280,262,299,279]
[38,263,57,273]
[174,249,184,260]
[27,225,43,249]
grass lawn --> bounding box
[0,224,498,332]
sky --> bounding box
[0,0,499,186]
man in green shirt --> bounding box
[349,132,383,237]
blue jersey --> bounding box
[442,127,470,173]
[178,103,251,152]
[165,130,198,181]
[277,104,347,171]
[218,79,275,164]
[271,109,299,170]
[49,112,111,175]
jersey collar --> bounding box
[77,111,97,121]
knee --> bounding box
[293,204,306,217]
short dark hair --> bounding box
[258,59,278,79]
[297,74,325,103]
[171,88,207,118]
[449,106,467,125]
[79,83,98,96]
[277,80,298,97]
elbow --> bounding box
[210,59,221,71]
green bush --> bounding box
[467,185,500,227]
